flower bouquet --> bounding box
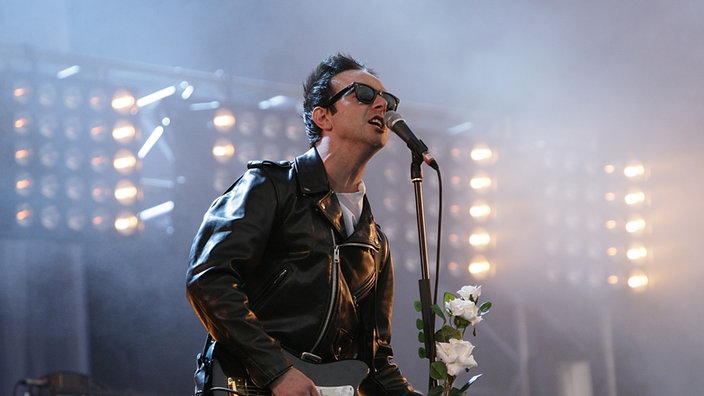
[415,285,491,396]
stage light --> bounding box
[15,204,34,227]
[14,142,33,166]
[112,119,138,144]
[65,177,85,201]
[236,141,258,165]
[138,201,174,221]
[91,181,111,203]
[38,116,59,138]
[13,112,31,134]
[15,173,33,196]
[470,174,493,192]
[114,211,140,236]
[624,190,646,206]
[56,65,81,80]
[111,88,137,115]
[625,217,646,234]
[262,113,282,139]
[259,143,281,161]
[237,110,258,136]
[626,244,648,262]
[607,275,619,285]
[285,115,304,141]
[468,256,492,279]
[90,120,110,142]
[212,138,236,164]
[65,147,84,171]
[66,208,86,231]
[627,270,649,291]
[470,143,495,164]
[468,228,492,250]
[113,149,138,174]
[40,205,61,230]
[138,125,164,159]
[12,80,32,104]
[37,82,58,107]
[469,201,492,221]
[62,85,83,109]
[90,150,111,173]
[624,162,646,179]
[180,81,194,99]
[114,179,140,206]
[136,85,177,108]
[91,209,111,231]
[88,88,109,112]
[64,117,83,140]
[213,108,236,132]
[38,143,60,167]
[39,175,60,198]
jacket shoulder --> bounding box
[247,160,292,169]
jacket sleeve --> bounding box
[360,235,424,396]
[186,168,292,387]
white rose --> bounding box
[445,298,483,325]
[457,285,481,301]
[436,339,478,376]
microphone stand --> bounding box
[409,152,437,392]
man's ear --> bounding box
[312,106,333,131]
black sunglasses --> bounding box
[324,82,400,112]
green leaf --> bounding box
[454,315,470,329]
[449,388,465,396]
[418,331,425,343]
[416,318,424,330]
[428,386,444,396]
[459,374,483,391]
[418,347,427,359]
[479,301,492,314]
[431,304,447,323]
[430,361,448,380]
[414,300,422,312]
[435,325,462,342]
[443,292,457,304]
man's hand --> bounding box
[270,367,319,396]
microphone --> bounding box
[384,111,438,170]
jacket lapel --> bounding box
[294,147,347,237]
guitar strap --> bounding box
[194,333,216,396]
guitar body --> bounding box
[206,343,369,396]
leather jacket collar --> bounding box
[294,147,380,249]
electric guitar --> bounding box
[202,345,369,396]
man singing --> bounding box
[187,53,422,396]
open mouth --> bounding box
[368,116,384,129]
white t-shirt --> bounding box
[336,181,366,237]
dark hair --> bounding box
[302,53,375,146]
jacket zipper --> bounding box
[352,272,376,308]
[309,229,340,354]
[249,267,289,310]
[310,231,379,354]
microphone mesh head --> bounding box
[383,110,404,128]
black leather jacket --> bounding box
[187,148,420,395]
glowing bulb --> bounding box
[213,109,236,132]
[627,271,649,291]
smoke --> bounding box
[2,0,704,394]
